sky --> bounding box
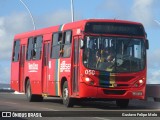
[0,0,160,84]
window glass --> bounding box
[33,36,42,60]
[26,37,33,60]
[64,31,72,44]
[26,36,42,60]
[83,36,145,72]
[62,31,72,58]
[52,33,59,46]
[51,31,72,59]
[51,46,60,59]
[63,45,71,58]
[12,40,20,62]
[51,33,62,58]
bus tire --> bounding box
[26,80,43,102]
[116,99,129,108]
[62,81,74,107]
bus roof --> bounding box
[14,19,143,40]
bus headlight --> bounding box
[82,77,95,86]
[139,79,143,84]
[133,79,144,88]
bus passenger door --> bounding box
[42,41,50,93]
[72,37,80,95]
[19,45,25,92]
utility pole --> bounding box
[19,0,36,30]
[71,0,74,22]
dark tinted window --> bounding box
[85,22,145,36]
[51,31,72,59]
[33,36,42,60]
[51,33,62,59]
[12,40,20,62]
[63,31,72,58]
[64,31,72,44]
[26,36,42,60]
[52,33,59,46]
[26,37,33,60]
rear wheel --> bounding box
[62,81,74,107]
[26,80,43,102]
[116,99,129,108]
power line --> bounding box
[154,20,160,26]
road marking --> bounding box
[13,91,25,94]
[3,101,18,105]
[40,107,59,111]
[94,117,111,120]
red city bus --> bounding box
[11,19,149,108]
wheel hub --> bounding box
[63,88,68,100]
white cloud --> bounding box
[0,12,33,60]
[131,0,154,27]
[36,9,75,29]
[4,12,33,33]
[148,70,160,84]
[0,12,33,84]
[98,0,160,28]
[98,0,129,19]
[148,49,160,68]
[46,10,72,26]
[147,49,160,84]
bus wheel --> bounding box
[62,81,74,107]
[26,80,43,102]
[116,99,129,108]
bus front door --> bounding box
[72,37,80,96]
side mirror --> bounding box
[80,39,84,49]
[146,39,149,50]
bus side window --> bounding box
[26,36,42,60]
[33,36,42,60]
[26,37,33,60]
[51,33,62,59]
[12,40,20,62]
[62,31,72,58]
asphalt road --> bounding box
[0,92,160,120]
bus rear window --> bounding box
[85,22,145,36]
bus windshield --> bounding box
[83,36,145,72]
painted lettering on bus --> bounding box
[60,61,71,72]
[28,63,38,72]
[85,70,95,75]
